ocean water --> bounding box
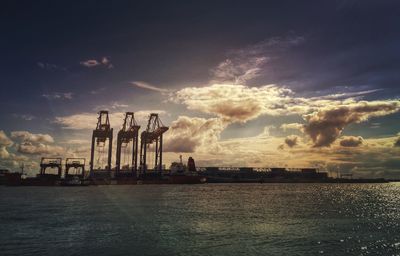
[1,183,400,256]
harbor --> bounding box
[0,111,389,186]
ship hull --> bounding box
[168,175,206,184]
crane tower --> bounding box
[139,113,168,175]
[115,112,140,176]
[90,111,113,177]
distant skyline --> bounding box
[0,0,399,177]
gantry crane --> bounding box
[40,157,62,177]
[90,111,113,176]
[139,113,169,175]
[65,158,85,179]
[115,112,140,176]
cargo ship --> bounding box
[2,157,387,186]
[198,167,387,183]
[116,156,206,184]
[4,173,61,186]
[167,156,207,184]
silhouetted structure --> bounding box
[340,173,353,179]
[65,158,85,179]
[139,113,168,175]
[40,157,62,178]
[188,157,196,172]
[115,112,140,176]
[90,111,113,177]
[197,167,329,182]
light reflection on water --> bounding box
[1,183,400,256]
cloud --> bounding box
[80,57,113,68]
[258,126,276,137]
[101,57,110,65]
[0,131,13,160]
[0,130,13,147]
[0,131,75,172]
[211,57,267,85]
[17,142,65,156]
[174,84,294,123]
[42,92,73,100]
[65,139,90,145]
[131,81,170,93]
[90,87,106,94]
[173,83,399,148]
[247,35,305,51]
[173,83,352,123]
[37,62,67,71]
[0,147,10,159]
[163,136,198,153]
[54,110,167,130]
[110,102,129,109]
[80,60,100,67]
[174,84,400,141]
[94,102,129,111]
[0,130,66,165]
[303,101,400,147]
[11,131,54,144]
[339,136,364,147]
[182,125,303,167]
[12,114,36,121]
[394,137,400,147]
[313,89,383,100]
[164,116,227,153]
[54,113,97,130]
[0,153,33,172]
[301,137,400,178]
[210,34,305,85]
[370,122,381,129]
[281,123,303,131]
[284,135,299,148]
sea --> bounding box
[0,183,400,256]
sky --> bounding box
[0,0,399,178]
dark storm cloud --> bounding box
[284,135,298,148]
[339,136,363,147]
[303,101,400,147]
